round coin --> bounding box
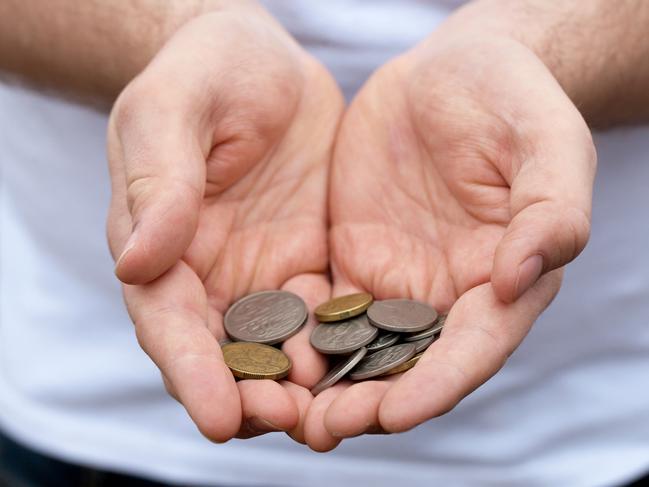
[224,290,307,345]
[310,314,378,354]
[349,342,417,381]
[310,347,368,396]
[366,331,400,352]
[314,293,373,323]
[403,319,444,342]
[221,342,291,380]
[367,299,438,333]
[380,352,424,377]
[411,335,436,353]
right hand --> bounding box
[106,3,344,443]
[305,28,596,450]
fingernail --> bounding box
[114,233,137,274]
[513,254,544,300]
[246,417,282,434]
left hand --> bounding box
[304,31,596,450]
[106,6,344,443]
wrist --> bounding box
[432,0,644,127]
[433,1,577,81]
[128,0,262,84]
[155,0,262,46]
[0,0,266,106]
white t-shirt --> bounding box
[1,1,649,486]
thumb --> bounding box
[109,92,206,285]
[491,118,597,303]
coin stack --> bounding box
[221,290,308,380]
[219,290,444,395]
[309,294,444,395]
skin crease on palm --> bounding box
[106,10,343,443]
[303,36,596,451]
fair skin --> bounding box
[1,0,342,442]
[305,27,594,451]
[1,0,648,449]
[303,0,649,450]
[107,8,343,441]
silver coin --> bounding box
[411,335,436,353]
[366,331,400,352]
[349,343,417,381]
[310,347,368,396]
[367,299,438,333]
[224,290,307,345]
[310,314,378,354]
[403,319,444,342]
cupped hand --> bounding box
[106,4,343,443]
[305,34,596,450]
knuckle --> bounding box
[564,207,591,256]
[124,175,156,217]
[111,74,178,137]
[125,175,202,220]
[111,78,146,132]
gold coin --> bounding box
[380,352,424,377]
[221,342,291,380]
[314,293,373,322]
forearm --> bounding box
[0,0,253,104]
[447,0,649,127]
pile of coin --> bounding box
[221,290,307,380]
[220,291,445,394]
[309,293,444,395]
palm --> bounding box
[184,63,338,331]
[331,58,511,309]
